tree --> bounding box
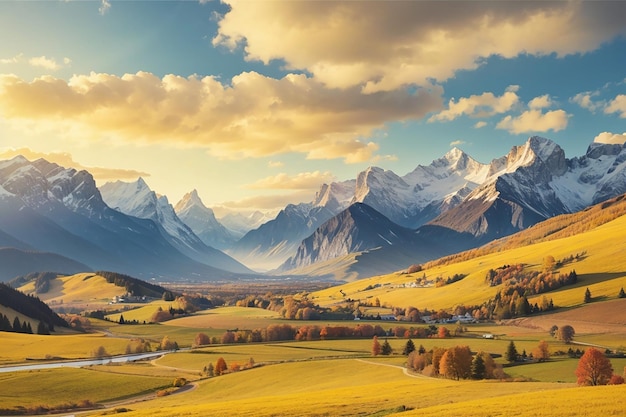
[557,325,575,343]
[12,316,22,333]
[575,347,613,386]
[402,339,416,356]
[119,314,125,324]
[91,345,109,358]
[549,325,559,338]
[194,332,210,347]
[36,321,50,335]
[204,363,215,377]
[533,340,550,362]
[381,338,393,355]
[619,287,626,298]
[584,288,592,303]
[215,357,228,376]
[506,341,519,363]
[543,255,555,273]
[439,346,472,380]
[438,326,450,338]
[608,375,625,385]
[471,353,486,380]
[372,336,381,356]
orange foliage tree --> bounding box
[372,336,381,356]
[533,340,550,362]
[215,357,228,376]
[575,348,613,386]
[439,346,472,380]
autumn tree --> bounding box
[381,339,393,355]
[204,363,214,377]
[194,332,210,347]
[438,326,450,338]
[533,340,550,362]
[215,357,228,376]
[557,325,575,344]
[584,288,592,303]
[159,335,178,351]
[91,345,109,358]
[402,339,416,356]
[431,347,447,377]
[439,346,472,380]
[543,255,556,273]
[372,336,381,356]
[608,375,625,385]
[575,348,613,386]
[506,341,519,363]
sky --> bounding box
[0,0,625,216]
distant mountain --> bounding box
[100,179,252,274]
[0,248,90,282]
[278,203,475,278]
[275,136,626,278]
[174,190,238,250]
[0,156,253,281]
[228,203,336,271]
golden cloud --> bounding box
[605,95,626,118]
[0,148,149,181]
[593,132,626,145]
[429,87,520,122]
[244,171,336,190]
[496,109,570,134]
[215,1,626,92]
[0,71,443,163]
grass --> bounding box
[0,367,172,410]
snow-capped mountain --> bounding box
[100,179,251,274]
[0,156,252,281]
[218,210,274,239]
[174,190,237,250]
[278,136,626,277]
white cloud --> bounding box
[593,132,626,145]
[571,91,604,113]
[0,71,443,164]
[214,1,626,92]
[528,94,553,110]
[0,54,23,65]
[99,0,111,15]
[605,95,626,118]
[27,56,72,71]
[474,121,487,129]
[450,140,466,147]
[429,87,520,122]
[496,109,570,134]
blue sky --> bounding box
[0,1,625,214]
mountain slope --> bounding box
[174,190,237,250]
[0,156,253,281]
[0,248,90,282]
[100,179,252,274]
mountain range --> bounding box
[1,136,625,282]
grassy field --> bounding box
[0,367,173,410]
[311,211,626,313]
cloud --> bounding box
[429,87,520,122]
[593,132,626,145]
[0,148,149,181]
[605,95,626,118]
[214,1,626,92]
[268,161,284,168]
[474,121,487,129]
[496,109,570,134]
[217,190,314,211]
[245,171,335,190]
[571,91,604,113]
[99,0,111,15]
[0,54,23,65]
[0,71,443,164]
[528,94,553,110]
[28,56,63,71]
[371,154,398,163]
[450,140,466,147]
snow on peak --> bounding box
[175,189,206,213]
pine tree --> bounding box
[381,339,393,355]
[471,353,486,379]
[584,288,592,303]
[402,339,416,356]
[618,287,626,299]
[12,316,22,333]
[506,341,519,363]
